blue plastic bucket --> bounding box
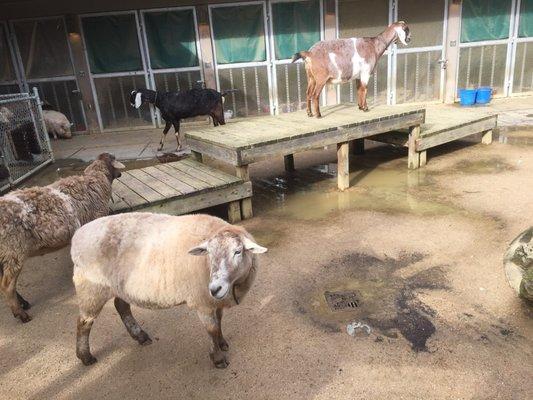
[476,87,492,104]
[459,89,477,106]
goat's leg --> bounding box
[76,281,111,366]
[306,78,316,117]
[158,121,172,151]
[197,309,228,368]
[173,121,182,151]
[114,297,152,345]
[312,80,327,118]
[358,73,370,112]
[1,259,30,323]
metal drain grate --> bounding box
[324,290,360,311]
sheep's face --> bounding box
[98,153,125,180]
[189,229,267,302]
[393,21,411,46]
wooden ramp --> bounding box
[111,158,252,222]
[186,104,425,199]
[370,106,498,168]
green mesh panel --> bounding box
[144,10,198,69]
[460,0,512,43]
[519,0,533,37]
[211,5,266,64]
[272,0,320,60]
[83,14,142,74]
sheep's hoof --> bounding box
[14,311,32,323]
[219,338,229,352]
[18,297,31,310]
[137,331,153,346]
[212,356,229,369]
[80,354,98,366]
[157,145,164,151]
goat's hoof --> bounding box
[14,311,32,323]
[315,114,322,119]
[213,356,229,369]
[79,354,98,366]
[219,338,229,352]
[137,331,153,346]
[307,112,313,118]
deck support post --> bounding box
[408,125,421,169]
[419,150,427,167]
[191,151,203,162]
[235,165,253,219]
[352,139,365,155]
[481,129,493,145]
[284,154,295,172]
[337,142,350,191]
[227,201,242,223]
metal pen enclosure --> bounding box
[0,88,53,193]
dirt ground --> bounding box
[1,132,532,400]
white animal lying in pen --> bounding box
[71,212,267,368]
[42,110,72,139]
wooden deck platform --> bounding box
[110,158,252,223]
[371,106,497,168]
[186,104,425,207]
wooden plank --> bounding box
[370,132,409,147]
[119,172,165,203]
[481,129,493,145]
[128,169,180,198]
[416,117,496,151]
[156,163,210,191]
[408,125,421,170]
[337,142,350,190]
[352,139,365,155]
[110,190,130,213]
[235,165,250,181]
[138,181,253,216]
[284,154,295,172]
[112,179,147,211]
[143,166,196,195]
[180,158,239,184]
[168,161,227,187]
[227,201,241,223]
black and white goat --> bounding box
[130,88,233,151]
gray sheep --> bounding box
[0,153,125,323]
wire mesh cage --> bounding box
[0,87,53,193]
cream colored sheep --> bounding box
[71,212,267,368]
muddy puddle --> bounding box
[253,163,456,221]
[292,252,449,352]
[497,129,533,146]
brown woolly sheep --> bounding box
[0,153,125,323]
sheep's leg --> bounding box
[173,121,182,151]
[197,309,229,369]
[158,121,172,151]
[1,259,30,323]
[114,298,152,345]
[216,308,229,351]
[75,282,110,366]
[0,261,29,310]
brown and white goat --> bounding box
[292,21,411,117]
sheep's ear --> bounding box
[242,237,267,254]
[112,160,125,169]
[134,92,142,109]
[189,241,208,256]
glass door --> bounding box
[269,0,323,113]
[80,11,153,131]
[209,1,273,118]
[11,17,87,131]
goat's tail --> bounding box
[221,89,239,97]
[291,51,310,63]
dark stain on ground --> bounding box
[292,252,450,352]
[452,157,516,174]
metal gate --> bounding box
[80,11,154,131]
[9,17,87,132]
[0,88,53,193]
[209,1,274,118]
[139,6,204,126]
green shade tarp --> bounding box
[272,0,320,60]
[211,5,266,64]
[519,0,533,37]
[83,15,142,74]
[144,10,198,69]
[461,0,512,43]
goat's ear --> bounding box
[242,237,267,254]
[134,92,142,109]
[112,160,125,170]
[189,241,208,256]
